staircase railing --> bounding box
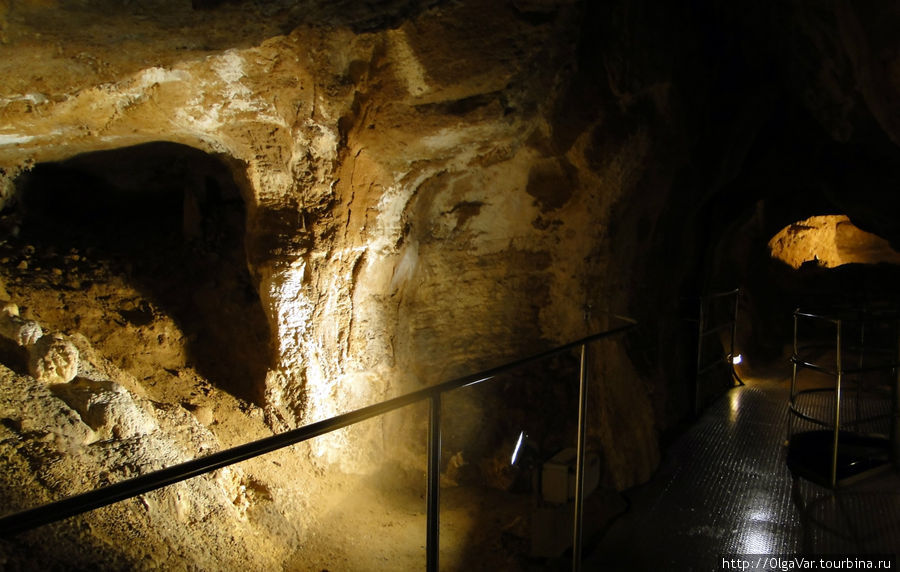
[0,315,637,571]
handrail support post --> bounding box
[573,343,589,572]
[426,394,441,572]
[832,320,842,488]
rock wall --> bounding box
[0,0,899,567]
[0,0,668,482]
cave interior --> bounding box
[0,0,899,569]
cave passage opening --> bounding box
[0,141,271,405]
[705,192,900,376]
[768,215,900,271]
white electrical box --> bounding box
[540,447,600,504]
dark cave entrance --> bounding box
[1,142,271,405]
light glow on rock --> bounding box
[511,430,525,465]
[768,215,900,269]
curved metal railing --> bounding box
[0,314,637,572]
[789,308,899,487]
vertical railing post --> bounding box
[831,320,842,488]
[854,312,865,432]
[893,317,900,468]
[695,298,705,416]
[426,394,442,572]
[730,290,740,386]
[791,311,799,402]
[572,343,589,572]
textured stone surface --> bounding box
[0,302,41,346]
[769,215,900,270]
[0,336,300,571]
[27,332,78,384]
[0,0,898,568]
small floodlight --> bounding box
[511,431,525,465]
[732,353,743,365]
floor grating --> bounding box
[587,377,900,571]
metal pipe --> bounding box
[729,290,740,386]
[0,319,637,537]
[699,322,735,337]
[791,310,799,402]
[707,288,741,298]
[855,314,865,431]
[426,395,441,572]
[695,298,705,416]
[572,343,589,572]
[894,318,900,468]
[831,320,843,488]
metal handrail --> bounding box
[694,288,741,415]
[791,355,900,377]
[0,315,637,572]
[789,308,899,487]
[794,308,900,324]
[793,310,841,324]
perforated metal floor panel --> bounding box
[587,378,900,570]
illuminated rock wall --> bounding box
[0,0,668,484]
[0,0,899,567]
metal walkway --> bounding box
[588,376,900,570]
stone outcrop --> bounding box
[27,333,79,384]
[0,351,289,571]
[0,0,666,477]
[0,303,79,383]
[0,302,41,347]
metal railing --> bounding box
[0,315,637,571]
[694,288,742,416]
[789,308,899,488]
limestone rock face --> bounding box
[0,302,41,347]
[0,304,79,383]
[52,378,158,439]
[27,333,79,384]
[0,334,295,571]
[769,215,900,270]
[0,364,95,450]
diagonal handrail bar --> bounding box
[0,316,637,544]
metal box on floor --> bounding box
[540,447,599,504]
